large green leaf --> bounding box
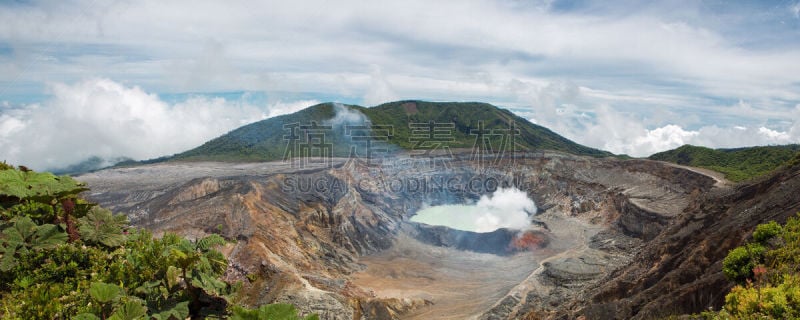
[78,206,128,247]
[0,169,87,203]
[133,280,167,299]
[170,246,200,270]
[165,265,181,290]
[199,248,227,276]
[74,313,101,320]
[109,299,148,320]
[191,270,228,296]
[32,223,68,248]
[3,201,56,222]
[194,235,228,276]
[196,234,226,251]
[2,215,37,242]
[150,301,189,320]
[231,304,319,320]
[0,217,34,271]
[0,216,69,251]
[89,282,122,304]
[0,242,20,271]
[0,216,67,271]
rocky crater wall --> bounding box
[77,153,724,319]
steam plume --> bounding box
[412,187,537,233]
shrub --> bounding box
[706,214,800,318]
[753,221,782,243]
[231,303,319,320]
[722,243,765,284]
[1,165,312,320]
[724,275,800,318]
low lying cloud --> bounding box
[576,110,800,157]
[0,78,318,170]
[519,80,800,157]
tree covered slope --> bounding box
[167,100,611,162]
[649,144,800,182]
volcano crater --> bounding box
[78,151,719,319]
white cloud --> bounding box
[0,1,799,160]
[517,82,800,156]
[1,0,799,103]
[629,125,699,155]
[584,122,799,157]
[0,114,24,137]
[758,127,789,141]
[362,65,398,106]
[0,79,318,170]
[264,100,321,119]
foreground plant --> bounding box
[703,213,800,319]
[231,304,320,320]
[0,165,315,319]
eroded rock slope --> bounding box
[78,151,741,319]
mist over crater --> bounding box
[410,187,537,233]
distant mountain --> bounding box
[168,100,611,162]
[170,102,343,162]
[649,144,800,182]
[51,156,133,175]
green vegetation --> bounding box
[702,214,800,319]
[722,243,767,285]
[649,144,800,182]
[0,164,315,319]
[360,101,610,156]
[753,221,783,243]
[173,102,341,162]
[164,100,610,163]
[230,304,319,320]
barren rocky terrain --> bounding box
[76,150,773,319]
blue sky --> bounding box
[1,0,799,169]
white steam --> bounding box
[473,187,537,232]
[326,102,367,128]
[412,187,537,233]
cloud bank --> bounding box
[0,79,318,170]
[518,80,800,156]
[0,1,799,161]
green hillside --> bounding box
[649,144,800,182]
[168,100,611,162]
[172,103,343,162]
[359,101,609,155]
